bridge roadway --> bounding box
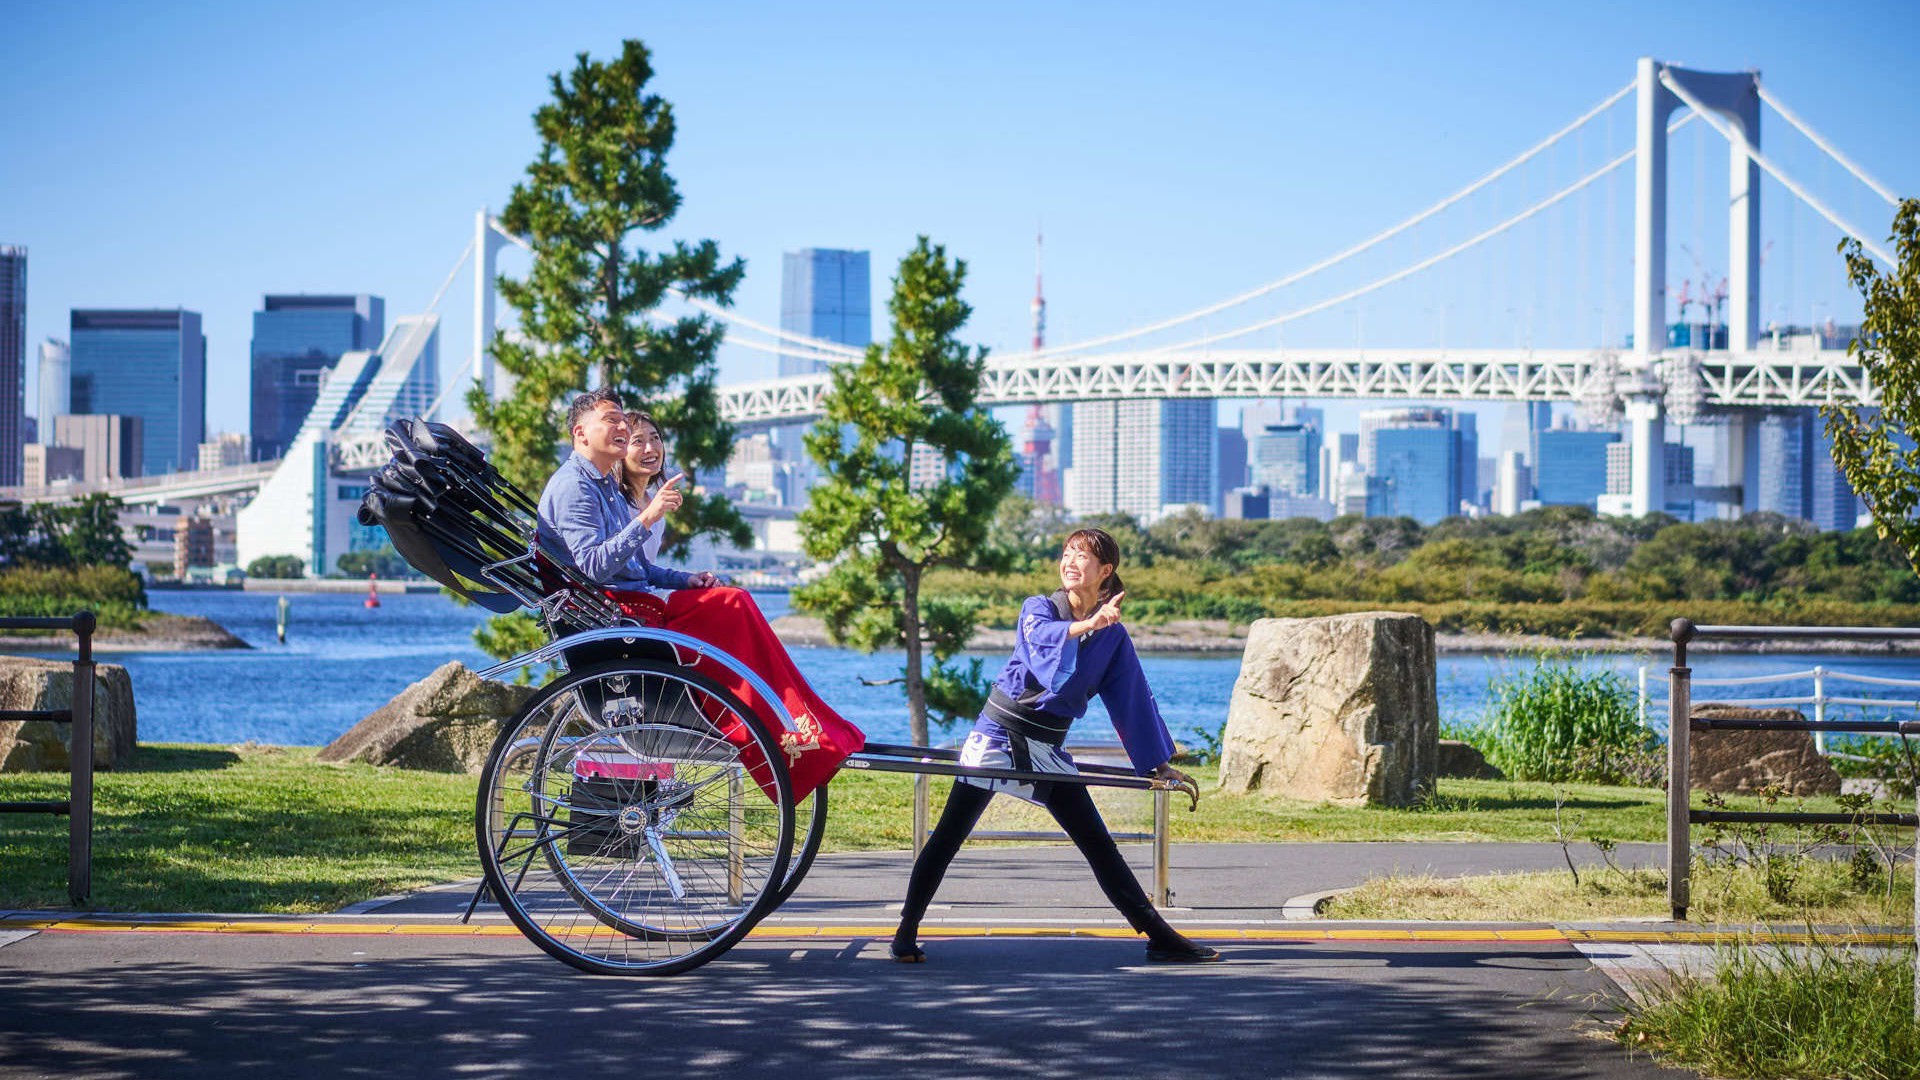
[1,460,278,508]
[1,346,1870,507]
[716,346,1872,427]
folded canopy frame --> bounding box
[356,417,622,630]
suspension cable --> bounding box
[1757,85,1901,207]
[1025,80,1637,359]
[493,224,865,361]
[1157,116,1696,353]
[340,239,474,428]
[1156,114,1695,352]
[642,309,863,363]
[1662,73,1895,267]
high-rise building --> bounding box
[1534,429,1620,509]
[776,249,870,492]
[0,246,24,485]
[725,433,790,506]
[1337,433,1359,466]
[37,339,69,443]
[1757,410,1815,521]
[1251,423,1320,497]
[1068,398,1217,522]
[198,432,251,472]
[1216,426,1248,504]
[1240,399,1285,441]
[1271,492,1338,522]
[69,308,206,476]
[1066,400,1117,518]
[23,444,84,487]
[174,515,215,579]
[1452,412,1480,512]
[1665,442,1696,522]
[1494,450,1532,516]
[1747,407,1858,529]
[250,294,384,460]
[1359,406,1450,473]
[1809,422,1862,532]
[1501,401,1552,465]
[1223,486,1269,520]
[1126,398,1215,520]
[1604,440,1697,519]
[781,250,871,373]
[1368,426,1460,524]
[53,413,142,483]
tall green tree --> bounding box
[470,39,749,555]
[795,237,1020,744]
[0,494,132,570]
[1822,198,1920,571]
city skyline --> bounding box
[5,1,1918,450]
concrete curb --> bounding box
[1279,886,1356,919]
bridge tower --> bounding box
[1629,59,1762,516]
[473,208,509,401]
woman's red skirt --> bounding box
[605,587,863,800]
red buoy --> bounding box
[365,571,381,609]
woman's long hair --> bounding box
[1063,527,1124,602]
[614,409,667,510]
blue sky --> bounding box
[4,0,1915,450]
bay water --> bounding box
[30,590,1920,748]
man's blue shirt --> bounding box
[535,451,693,592]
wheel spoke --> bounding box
[476,659,795,975]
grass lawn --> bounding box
[0,743,1887,913]
[0,745,477,914]
[1617,940,1919,1080]
[1321,862,1915,927]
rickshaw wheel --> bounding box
[769,784,828,913]
[477,659,793,976]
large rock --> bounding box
[319,661,535,773]
[1689,704,1841,796]
[1219,612,1439,806]
[0,657,137,772]
[1437,738,1504,780]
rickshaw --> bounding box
[358,418,1196,976]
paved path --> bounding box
[368,840,1671,924]
[2,925,1698,1079]
[0,842,1872,1079]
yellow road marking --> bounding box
[1493,929,1568,942]
[1,915,1906,948]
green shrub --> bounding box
[0,565,148,629]
[247,554,306,579]
[1482,656,1653,782]
[1827,733,1920,800]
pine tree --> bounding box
[795,237,1020,745]
[470,39,749,554]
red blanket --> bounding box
[606,587,863,801]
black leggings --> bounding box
[895,779,1180,946]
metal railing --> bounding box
[902,740,1176,908]
[0,612,98,906]
[1640,662,1920,753]
[1664,619,1919,1020]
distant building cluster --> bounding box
[702,257,1869,538]
[0,238,440,578]
[0,237,1875,584]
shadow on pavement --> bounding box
[0,936,1692,1078]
